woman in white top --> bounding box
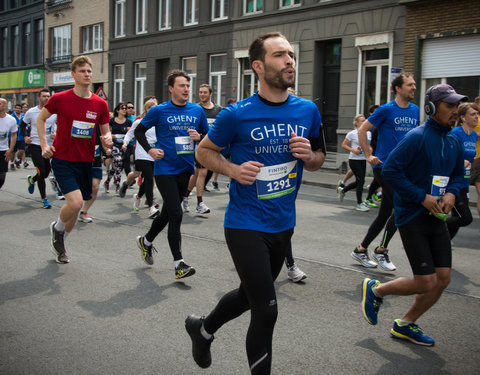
[120,98,159,218]
[339,114,371,211]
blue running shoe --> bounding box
[362,278,383,325]
[42,198,52,209]
[391,319,435,346]
[27,175,35,194]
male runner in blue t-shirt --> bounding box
[134,69,209,279]
[352,72,419,272]
[185,32,326,374]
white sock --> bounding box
[200,323,213,340]
[399,319,413,326]
[174,259,184,268]
[143,237,152,246]
[64,231,70,240]
[54,218,66,232]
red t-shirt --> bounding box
[45,89,110,162]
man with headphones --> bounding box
[361,84,467,346]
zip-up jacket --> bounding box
[382,117,464,227]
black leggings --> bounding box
[366,177,380,200]
[204,228,293,375]
[446,187,472,239]
[135,159,154,207]
[145,172,191,261]
[343,159,366,204]
[360,168,396,249]
[30,144,51,199]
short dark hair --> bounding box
[368,104,379,115]
[38,88,49,96]
[249,32,287,78]
[14,104,22,108]
[199,84,212,94]
[391,72,414,94]
[167,70,190,87]
[113,102,127,117]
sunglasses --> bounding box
[127,106,134,109]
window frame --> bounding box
[181,56,197,103]
[82,23,103,53]
[134,61,147,111]
[244,0,263,15]
[136,0,148,34]
[113,64,125,105]
[212,0,228,21]
[184,0,199,26]
[51,24,71,61]
[158,0,172,30]
[209,53,227,106]
[279,0,300,9]
[115,0,126,38]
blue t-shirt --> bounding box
[450,126,478,188]
[208,93,322,233]
[140,100,209,175]
[368,100,419,168]
[12,112,24,141]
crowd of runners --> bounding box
[1,32,479,375]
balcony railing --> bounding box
[45,0,73,14]
[46,55,73,66]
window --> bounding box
[362,49,389,116]
[212,0,228,21]
[115,0,126,38]
[244,0,262,14]
[22,22,31,65]
[134,62,147,111]
[1,27,8,68]
[136,0,148,34]
[159,0,172,30]
[34,19,43,64]
[280,0,300,8]
[240,57,258,100]
[113,64,124,105]
[209,54,227,106]
[12,25,19,66]
[82,24,102,53]
[182,57,197,103]
[184,0,198,26]
[51,24,71,61]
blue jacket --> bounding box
[382,117,464,227]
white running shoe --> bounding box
[371,249,396,271]
[182,197,190,213]
[337,187,345,202]
[148,206,160,218]
[195,202,210,214]
[78,212,93,223]
[351,249,377,268]
[133,194,141,211]
[356,202,370,212]
[49,176,59,193]
[287,264,307,282]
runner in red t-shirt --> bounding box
[37,56,112,264]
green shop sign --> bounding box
[0,69,44,90]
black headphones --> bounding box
[424,86,435,116]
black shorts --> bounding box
[470,158,480,185]
[0,151,7,172]
[51,158,93,200]
[194,156,205,169]
[398,213,452,275]
[14,140,25,152]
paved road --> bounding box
[1,164,479,374]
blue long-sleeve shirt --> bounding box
[382,117,464,227]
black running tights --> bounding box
[343,159,366,204]
[360,168,396,249]
[135,159,154,207]
[204,228,293,375]
[145,172,190,261]
[30,144,51,199]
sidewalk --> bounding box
[303,167,478,207]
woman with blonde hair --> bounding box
[120,98,159,218]
[446,102,478,239]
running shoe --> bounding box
[356,203,370,212]
[185,315,214,369]
[118,182,128,198]
[56,193,65,200]
[203,186,210,193]
[78,212,93,223]
[27,175,35,194]
[42,198,52,209]
[336,179,345,193]
[182,197,190,213]
[50,221,69,264]
[23,161,29,168]
[371,248,396,271]
[104,182,110,193]
[10,163,16,171]
[351,248,377,268]
[372,193,382,202]
[364,199,378,208]
[212,181,219,191]
[115,184,120,194]
[337,186,345,202]
[133,193,141,211]
[390,319,435,346]
[196,202,210,214]
[287,264,307,282]
[15,159,21,168]
[361,278,382,325]
[136,235,157,265]
[148,206,159,218]
[175,261,196,279]
[49,176,59,193]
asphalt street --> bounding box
[0,163,479,374]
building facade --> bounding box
[0,0,45,109]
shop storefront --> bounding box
[0,69,44,111]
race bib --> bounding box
[113,134,125,143]
[175,136,194,154]
[71,120,94,139]
[46,126,52,136]
[256,161,297,200]
[0,131,7,140]
[431,175,449,198]
[94,145,100,157]
[465,164,471,178]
